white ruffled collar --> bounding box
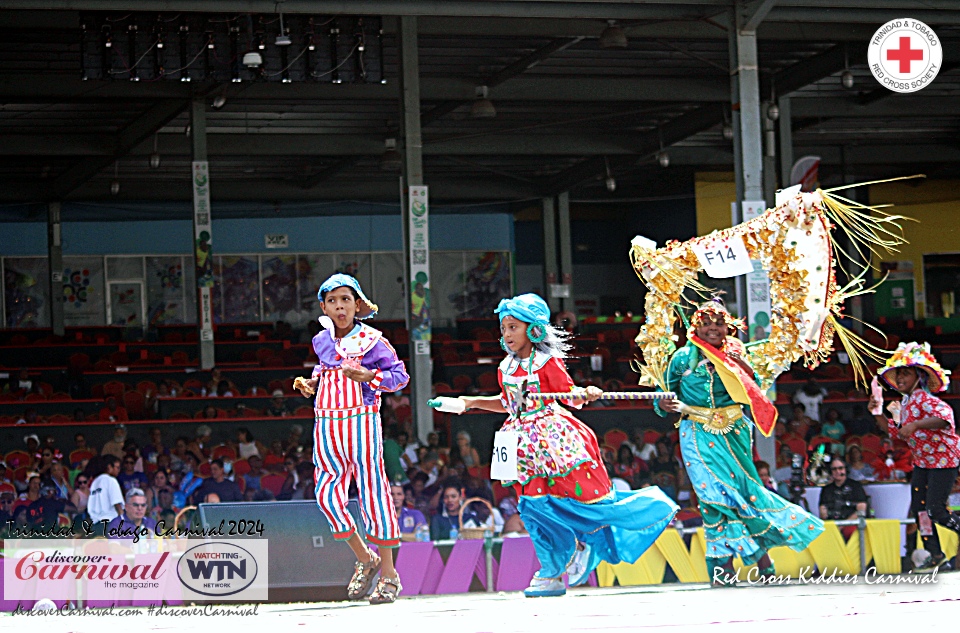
[499,349,551,375]
[327,322,381,357]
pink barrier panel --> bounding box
[496,537,540,591]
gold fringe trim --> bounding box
[828,314,889,390]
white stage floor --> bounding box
[11,573,959,631]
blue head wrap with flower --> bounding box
[317,273,379,319]
[494,293,570,358]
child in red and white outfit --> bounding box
[296,273,409,604]
[870,342,960,573]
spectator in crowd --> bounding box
[401,430,420,467]
[774,443,794,482]
[780,408,812,443]
[502,512,528,537]
[123,439,144,472]
[819,456,868,521]
[391,482,426,540]
[846,445,876,482]
[145,469,170,510]
[98,396,129,423]
[187,425,213,462]
[426,432,441,453]
[70,474,90,519]
[0,488,14,526]
[154,487,175,520]
[200,405,220,420]
[206,368,237,396]
[215,380,235,398]
[7,368,34,396]
[17,407,44,425]
[430,481,480,540]
[169,437,189,472]
[0,461,10,486]
[278,454,306,500]
[243,454,267,491]
[266,439,287,470]
[23,434,41,459]
[101,424,128,459]
[35,447,57,479]
[290,462,315,500]
[793,378,827,423]
[498,485,519,519]
[27,483,65,529]
[606,462,632,492]
[385,391,410,412]
[626,430,659,462]
[452,431,482,470]
[846,405,877,437]
[266,390,291,417]
[142,427,169,465]
[415,451,441,489]
[193,459,243,503]
[754,460,779,495]
[72,432,90,457]
[46,461,73,502]
[648,439,678,479]
[285,424,304,451]
[204,492,222,504]
[14,475,42,513]
[614,444,647,482]
[179,452,200,481]
[234,427,267,460]
[382,426,408,484]
[87,456,124,532]
[821,409,847,443]
[107,488,157,538]
[409,472,432,516]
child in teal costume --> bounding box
[657,299,824,585]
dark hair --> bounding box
[320,285,360,302]
[410,471,429,486]
[296,462,314,478]
[86,455,120,479]
[754,460,770,473]
[237,427,254,441]
[253,489,276,502]
[211,458,225,469]
[617,445,634,464]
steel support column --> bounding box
[778,96,793,187]
[736,1,775,468]
[398,15,433,442]
[541,197,560,313]
[557,191,573,313]
[47,202,64,336]
[191,97,215,370]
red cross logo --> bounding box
[887,36,924,73]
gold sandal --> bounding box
[369,575,402,605]
[346,554,382,600]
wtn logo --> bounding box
[177,542,259,597]
[186,559,247,581]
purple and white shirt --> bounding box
[311,323,409,412]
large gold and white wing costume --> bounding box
[630,187,909,392]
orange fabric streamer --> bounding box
[689,334,778,437]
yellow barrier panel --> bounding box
[913,525,959,559]
[596,520,911,586]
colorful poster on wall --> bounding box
[408,186,431,353]
[62,257,105,327]
[3,258,49,328]
[734,200,772,342]
[192,161,214,341]
[146,256,187,325]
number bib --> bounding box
[692,234,753,278]
[490,431,520,481]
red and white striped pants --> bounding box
[312,405,400,547]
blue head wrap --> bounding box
[494,293,550,326]
[317,273,379,319]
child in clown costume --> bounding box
[443,293,678,597]
[869,342,960,573]
[295,273,409,604]
[656,299,824,586]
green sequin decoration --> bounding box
[575,482,583,497]
[548,478,556,487]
